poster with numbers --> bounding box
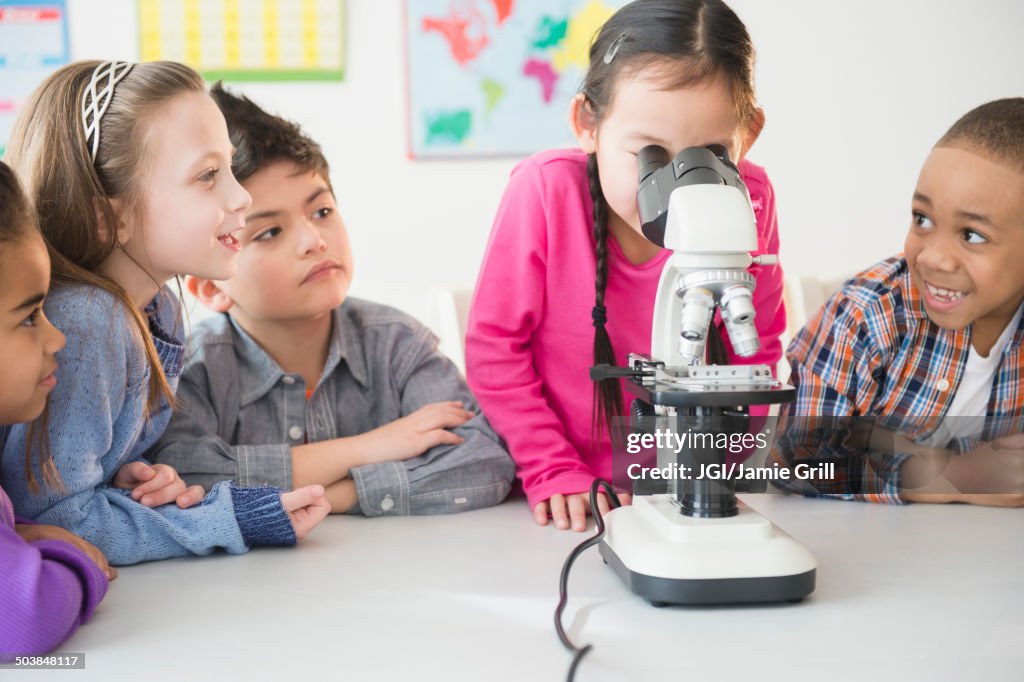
[0,0,69,156]
[138,0,345,82]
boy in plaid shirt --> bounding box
[771,99,1024,507]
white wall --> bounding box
[739,0,1024,282]
[63,0,1024,327]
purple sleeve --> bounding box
[0,526,109,661]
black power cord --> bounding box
[554,478,621,681]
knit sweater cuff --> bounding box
[33,539,110,623]
[229,484,296,547]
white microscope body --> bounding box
[596,145,816,605]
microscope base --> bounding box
[599,495,816,606]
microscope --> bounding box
[591,145,816,606]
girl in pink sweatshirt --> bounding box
[465,0,786,532]
[0,161,112,660]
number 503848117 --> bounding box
[10,655,82,669]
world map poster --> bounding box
[404,0,628,159]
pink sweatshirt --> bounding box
[466,148,786,508]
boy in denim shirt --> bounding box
[149,84,514,515]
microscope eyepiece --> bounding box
[704,144,729,161]
[637,145,670,184]
[703,144,740,176]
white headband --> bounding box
[81,60,135,164]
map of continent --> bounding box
[406,0,628,157]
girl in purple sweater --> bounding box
[0,161,111,660]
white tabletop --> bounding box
[51,494,1022,681]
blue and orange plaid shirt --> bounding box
[770,256,1024,503]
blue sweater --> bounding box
[1,284,294,565]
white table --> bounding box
[48,495,1023,681]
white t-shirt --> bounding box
[924,304,1024,445]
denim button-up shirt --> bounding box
[148,298,515,516]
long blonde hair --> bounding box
[5,60,207,416]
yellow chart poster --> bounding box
[139,0,344,81]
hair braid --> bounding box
[588,153,625,446]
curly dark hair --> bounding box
[0,161,33,244]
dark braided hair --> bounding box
[581,0,759,443]
[587,153,623,444]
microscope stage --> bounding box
[625,378,796,407]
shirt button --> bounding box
[281,376,296,385]
[288,425,303,440]
[380,495,395,512]
[936,379,951,391]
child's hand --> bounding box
[954,434,1024,491]
[533,492,632,532]
[359,401,474,463]
[902,434,1024,506]
[15,523,118,581]
[280,485,330,540]
[113,461,205,508]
